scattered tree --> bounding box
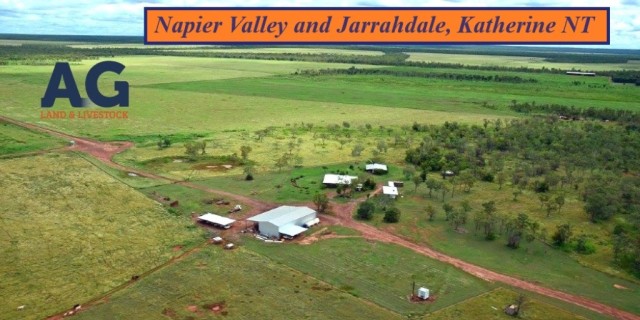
[412,175,422,192]
[443,203,454,221]
[313,193,329,213]
[356,201,375,220]
[552,223,573,247]
[426,205,437,221]
[240,145,252,160]
[157,137,171,150]
[351,144,365,157]
[383,207,401,223]
[275,153,290,171]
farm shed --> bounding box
[383,182,399,199]
[248,206,317,239]
[365,163,388,174]
[323,174,358,187]
[566,71,596,76]
[198,213,236,229]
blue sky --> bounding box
[0,0,638,48]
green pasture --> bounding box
[428,287,584,320]
[0,153,203,319]
[0,121,65,155]
[145,73,640,111]
[1,56,496,140]
[245,237,495,315]
[192,163,402,204]
[76,245,401,320]
[406,52,640,71]
[139,184,242,218]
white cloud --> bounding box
[0,0,637,48]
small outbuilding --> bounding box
[566,71,596,76]
[248,206,317,239]
[417,287,430,300]
[323,174,357,187]
[365,163,388,174]
[383,181,399,199]
[198,213,236,229]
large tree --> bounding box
[313,193,329,213]
[383,207,401,223]
[356,201,375,220]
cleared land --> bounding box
[145,72,639,111]
[428,287,583,320]
[0,153,202,319]
[0,121,65,155]
[75,245,402,320]
[1,44,639,319]
[406,52,640,71]
[0,56,495,139]
[245,237,495,315]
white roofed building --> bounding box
[383,181,399,199]
[198,213,236,229]
[365,163,388,174]
[323,174,357,187]
[248,206,317,238]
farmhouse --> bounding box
[323,174,358,187]
[365,163,388,174]
[383,182,399,199]
[198,213,236,229]
[248,206,317,239]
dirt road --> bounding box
[326,200,639,320]
[0,116,272,214]
[2,115,638,320]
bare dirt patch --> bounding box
[203,301,226,314]
[186,305,198,312]
[409,294,437,303]
[161,308,177,319]
[172,245,184,252]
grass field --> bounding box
[406,52,640,71]
[0,121,65,155]
[2,43,639,319]
[192,163,402,204]
[0,153,203,319]
[362,177,640,315]
[139,184,243,218]
[428,287,583,320]
[75,245,402,320]
[245,237,496,315]
[0,56,498,140]
[145,72,640,112]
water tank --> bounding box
[417,287,429,300]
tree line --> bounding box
[295,67,538,84]
[2,44,637,85]
[508,101,640,125]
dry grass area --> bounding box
[0,152,202,319]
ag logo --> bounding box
[41,61,129,108]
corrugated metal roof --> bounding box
[383,186,398,195]
[323,174,357,185]
[198,213,236,226]
[247,206,316,227]
[279,224,308,237]
[366,163,388,171]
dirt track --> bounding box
[2,115,638,320]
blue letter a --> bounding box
[41,62,82,108]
